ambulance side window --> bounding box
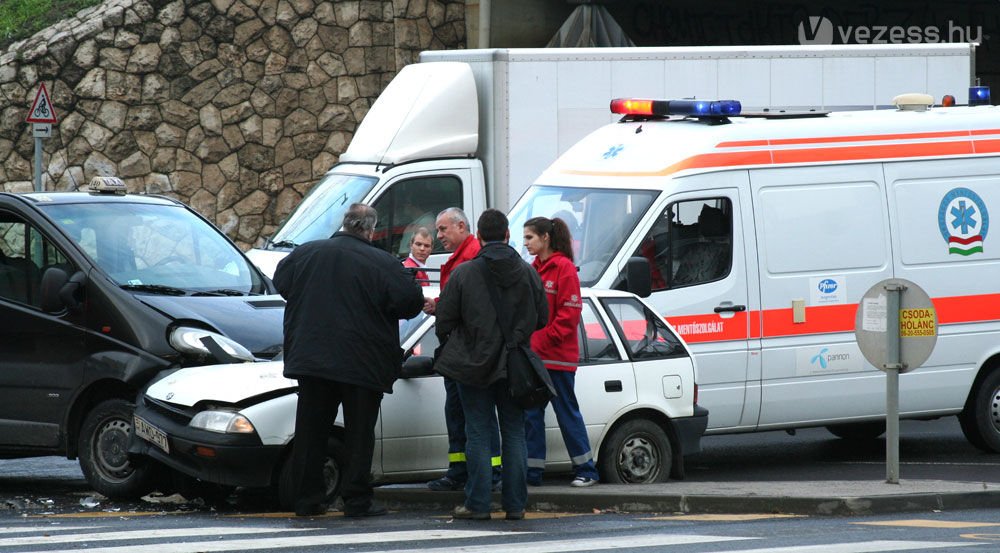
[632,198,732,291]
[371,176,463,258]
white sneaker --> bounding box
[570,477,597,487]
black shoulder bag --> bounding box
[478,260,556,409]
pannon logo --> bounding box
[939,187,989,256]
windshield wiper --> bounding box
[191,289,248,297]
[269,240,298,249]
[120,283,189,296]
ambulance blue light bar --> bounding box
[610,98,742,117]
[969,86,991,106]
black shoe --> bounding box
[343,503,388,517]
[427,475,464,491]
[452,505,491,520]
[294,503,328,517]
[505,510,524,520]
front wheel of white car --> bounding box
[598,419,672,484]
[277,435,347,511]
[78,398,159,499]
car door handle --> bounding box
[714,304,747,313]
[604,380,623,393]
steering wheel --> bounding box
[632,319,658,358]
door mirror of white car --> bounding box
[401,355,435,378]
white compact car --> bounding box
[130,287,707,508]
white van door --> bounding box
[626,171,759,432]
[749,164,893,428]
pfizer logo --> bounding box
[799,16,834,45]
[818,279,838,294]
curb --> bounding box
[374,488,1000,516]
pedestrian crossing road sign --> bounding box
[26,83,58,124]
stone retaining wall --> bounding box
[0,0,465,249]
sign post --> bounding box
[855,278,937,484]
[25,83,58,192]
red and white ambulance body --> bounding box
[506,96,1000,449]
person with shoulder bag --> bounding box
[433,209,547,520]
[522,216,600,488]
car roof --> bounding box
[4,191,180,206]
[581,287,634,299]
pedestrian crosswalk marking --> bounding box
[38,529,524,553]
[0,526,96,534]
[855,519,1000,528]
[428,512,592,520]
[700,540,980,553]
[375,534,752,553]
[32,511,183,518]
[642,514,805,521]
[0,526,314,547]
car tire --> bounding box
[597,418,672,484]
[277,435,347,511]
[78,398,159,499]
[825,421,886,441]
[958,368,1000,453]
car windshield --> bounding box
[399,311,431,344]
[507,186,658,286]
[267,172,378,248]
[43,201,266,294]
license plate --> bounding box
[133,415,170,454]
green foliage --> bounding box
[0,0,103,50]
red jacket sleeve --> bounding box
[531,258,582,357]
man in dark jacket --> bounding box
[434,208,547,520]
[273,203,424,517]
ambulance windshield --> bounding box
[508,186,657,286]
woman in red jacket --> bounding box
[522,216,599,487]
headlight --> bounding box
[190,410,256,433]
[169,326,255,362]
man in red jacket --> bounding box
[426,208,501,492]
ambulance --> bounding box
[504,90,1000,451]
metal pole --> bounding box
[884,283,904,484]
[33,136,42,192]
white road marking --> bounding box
[377,534,752,553]
[0,527,96,535]
[703,540,981,553]
[35,529,526,553]
[0,526,313,546]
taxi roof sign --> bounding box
[26,83,58,124]
[88,176,127,195]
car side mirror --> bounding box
[623,256,652,298]
[40,268,86,313]
[400,355,435,378]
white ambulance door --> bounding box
[749,164,892,428]
[626,171,760,432]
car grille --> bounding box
[141,395,196,425]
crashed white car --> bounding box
[130,287,707,508]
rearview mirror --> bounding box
[401,355,435,378]
[40,268,86,313]
[622,256,651,298]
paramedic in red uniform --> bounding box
[522,216,599,487]
[425,207,502,491]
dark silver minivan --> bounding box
[0,178,283,498]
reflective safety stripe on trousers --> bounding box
[448,452,501,466]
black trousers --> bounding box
[290,376,382,513]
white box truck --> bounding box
[246,44,974,277]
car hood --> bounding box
[138,294,285,358]
[147,360,295,407]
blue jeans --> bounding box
[444,377,502,484]
[525,370,599,483]
[457,381,527,514]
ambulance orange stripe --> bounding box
[563,129,1000,177]
[665,293,1000,343]
[717,129,976,148]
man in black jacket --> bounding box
[434,209,547,520]
[274,203,424,517]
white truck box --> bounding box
[503,95,1000,451]
[247,44,974,277]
